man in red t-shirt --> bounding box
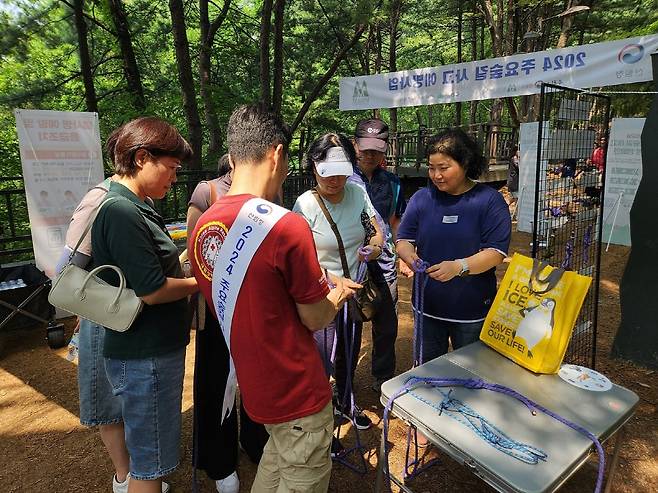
[189,104,359,492]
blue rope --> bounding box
[382,377,605,493]
[408,388,547,464]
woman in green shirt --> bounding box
[92,117,198,493]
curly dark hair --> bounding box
[426,128,487,180]
[304,133,357,173]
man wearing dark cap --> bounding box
[352,118,407,393]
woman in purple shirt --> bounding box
[397,129,511,363]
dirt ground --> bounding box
[1,229,656,493]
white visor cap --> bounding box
[314,147,354,178]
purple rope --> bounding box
[323,274,338,371]
[562,232,575,270]
[583,225,592,267]
[333,283,367,474]
[412,259,430,367]
[404,258,433,479]
[381,377,605,493]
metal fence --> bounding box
[388,123,518,181]
[533,83,611,369]
[0,170,317,264]
[0,177,32,260]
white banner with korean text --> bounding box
[340,34,658,110]
[14,109,104,278]
[602,118,644,247]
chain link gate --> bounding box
[533,83,611,368]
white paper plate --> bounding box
[558,364,612,392]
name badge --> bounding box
[443,215,459,224]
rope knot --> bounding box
[412,258,430,273]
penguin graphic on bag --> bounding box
[514,298,556,358]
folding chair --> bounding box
[0,262,65,349]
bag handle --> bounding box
[311,189,351,279]
[209,180,218,207]
[529,258,565,294]
[67,196,119,264]
[78,264,127,313]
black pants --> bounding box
[368,261,398,381]
[193,303,268,480]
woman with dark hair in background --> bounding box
[397,128,511,363]
[293,133,383,452]
[186,154,232,229]
[91,117,199,493]
[186,155,267,493]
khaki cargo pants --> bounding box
[251,401,333,493]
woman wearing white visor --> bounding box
[294,133,383,455]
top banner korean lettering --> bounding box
[339,34,658,111]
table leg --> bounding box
[375,430,386,493]
[376,429,418,493]
[603,426,626,493]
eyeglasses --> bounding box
[145,150,182,173]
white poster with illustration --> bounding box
[14,109,104,278]
[602,118,644,246]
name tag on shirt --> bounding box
[442,215,459,224]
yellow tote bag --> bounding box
[480,253,592,374]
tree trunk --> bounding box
[469,4,478,126]
[479,0,503,125]
[199,0,231,155]
[169,0,203,169]
[373,22,382,120]
[556,0,585,48]
[578,0,593,45]
[72,0,97,113]
[290,25,366,134]
[297,127,306,170]
[107,0,146,110]
[272,0,286,116]
[259,0,274,107]
[389,0,401,133]
[455,2,463,126]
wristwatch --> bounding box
[457,258,470,277]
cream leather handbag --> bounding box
[48,198,143,332]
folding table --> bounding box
[377,342,638,493]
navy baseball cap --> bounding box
[355,119,388,153]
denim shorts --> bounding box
[105,347,186,480]
[77,319,122,426]
[419,316,484,363]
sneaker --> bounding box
[330,436,346,458]
[216,471,239,493]
[112,473,170,493]
[334,404,372,430]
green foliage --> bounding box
[0,0,656,176]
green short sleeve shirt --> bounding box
[91,182,189,359]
